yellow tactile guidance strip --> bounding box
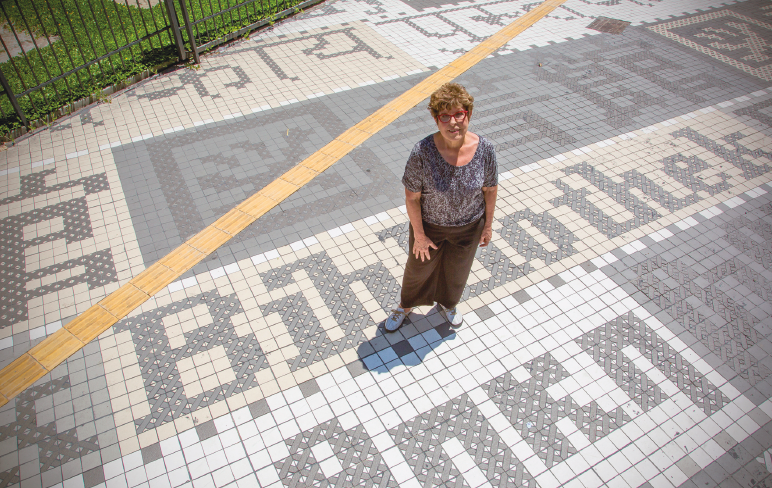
[0,0,567,406]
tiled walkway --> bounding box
[2,0,772,487]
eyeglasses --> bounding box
[437,110,468,123]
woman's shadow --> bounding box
[353,304,460,375]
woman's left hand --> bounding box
[479,226,493,247]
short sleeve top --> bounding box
[402,134,498,227]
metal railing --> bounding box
[0,0,317,139]
[181,0,320,62]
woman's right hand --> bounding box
[413,234,438,262]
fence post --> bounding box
[177,0,200,64]
[0,68,27,129]
[164,0,188,61]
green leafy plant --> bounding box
[92,88,112,103]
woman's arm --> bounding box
[406,188,437,261]
[480,185,498,247]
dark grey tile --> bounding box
[346,359,369,378]
[141,443,162,465]
[475,305,495,321]
[512,289,531,304]
[298,379,320,398]
[195,420,218,441]
[391,340,414,358]
[82,467,104,488]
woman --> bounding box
[385,82,498,332]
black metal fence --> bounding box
[0,0,317,138]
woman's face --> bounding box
[434,104,470,144]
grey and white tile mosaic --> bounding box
[2,1,772,488]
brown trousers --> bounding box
[401,216,485,309]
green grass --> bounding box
[0,0,300,136]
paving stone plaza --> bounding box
[2,0,772,486]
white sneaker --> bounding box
[439,305,463,327]
[385,307,409,332]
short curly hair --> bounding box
[428,83,474,120]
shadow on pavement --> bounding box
[353,305,459,375]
